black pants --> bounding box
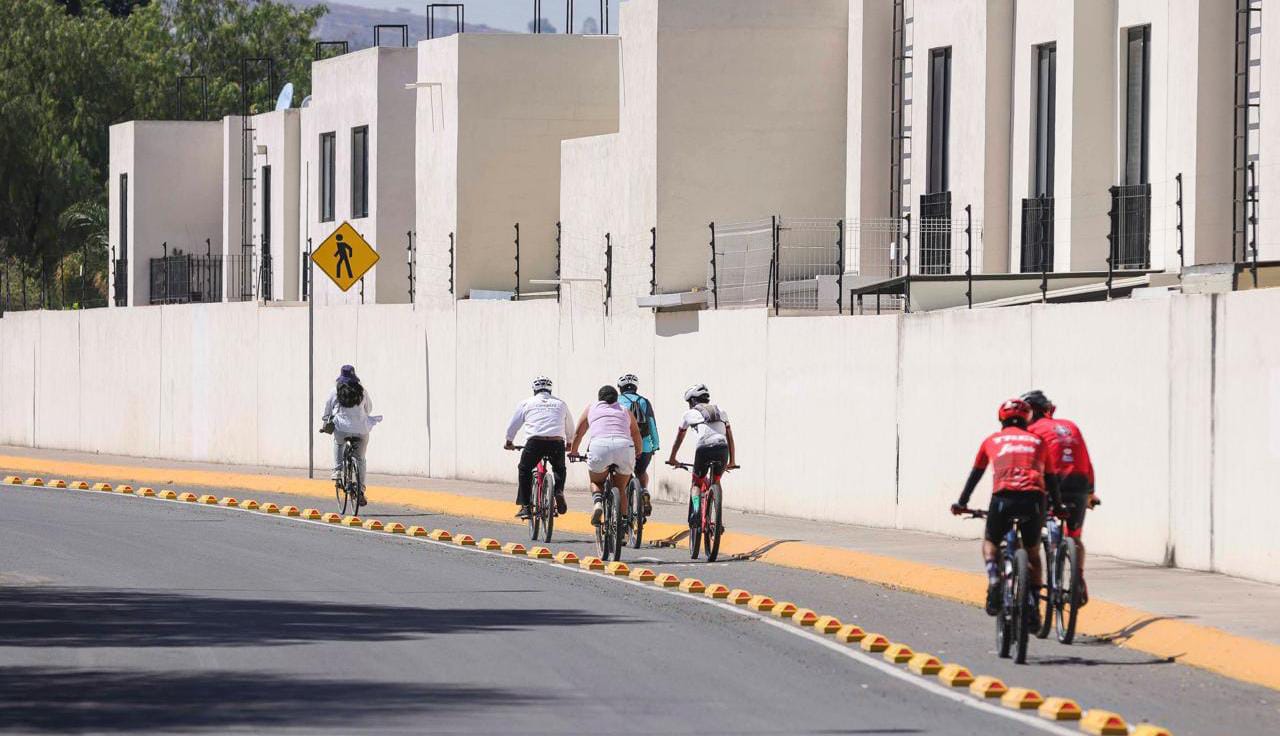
[692,444,729,479]
[518,438,567,506]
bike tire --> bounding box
[1056,538,1082,645]
[610,487,624,561]
[1036,537,1054,639]
[1013,547,1031,664]
[705,484,723,561]
[630,479,644,549]
[688,496,702,560]
[530,471,543,541]
[542,470,555,544]
[594,491,609,561]
[996,555,1013,660]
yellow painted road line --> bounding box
[3,452,1277,692]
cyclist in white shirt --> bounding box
[321,365,381,507]
[505,376,575,519]
[666,383,738,521]
[569,385,643,525]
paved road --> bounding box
[1,485,1275,734]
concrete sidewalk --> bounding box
[4,444,1279,691]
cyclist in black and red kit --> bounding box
[951,398,1060,623]
[1023,389,1098,605]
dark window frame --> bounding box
[119,172,128,248]
[319,131,336,223]
[351,125,369,219]
[261,165,272,249]
[927,46,952,194]
[1124,25,1151,186]
[1033,43,1057,197]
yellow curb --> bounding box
[406,526,429,536]
[679,578,706,594]
[748,595,776,612]
[361,519,384,531]
[261,503,281,514]
[771,601,799,619]
[25,477,45,486]
[93,483,113,492]
[239,499,261,510]
[653,573,680,588]
[197,495,217,504]
[579,556,605,571]
[605,561,630,576]
[217,497,239,506]
[527,546,553,559]
[280,506,301,517]
[1131,725,1173,736]
[453,534,476,547]
[7,453,1275,692]
[968,676,1007,698]
[1038,697,1083,721]
[502,542,527,556]
[1000,687,1044,710]
[704,583,731,599]
[301,508,322,520]
[48,480,68,489]
[907,653,942,675]
[68,481,89,490]
[176,492,197,502]
[859,633,890,653]
[322,513,342,523]
[553,550,579,564]
[937,664,974,687]
[384,522,406,534]
[791,608,820,627]
[726,589,753,605]
[835,624,867,643]
[1080,710,1129,735]
[428,529,453,541]
[341,516,363,527]
[628,567,656,582]
[883,643,914,663]
[157,490,177,500]
[136,487,155,496]
[813,615,843,634]
[475,538,501,551]
[3,476,21,484]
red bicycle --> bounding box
[510,446,557,543]
[672,461,737,562]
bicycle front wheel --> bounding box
[1056,538,1082,644]
[704,484,723,561]
[1012,547,1031,664]
[688,496,702,560]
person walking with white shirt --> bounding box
[505,376,575,519]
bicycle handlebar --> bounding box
[669,462,741,471]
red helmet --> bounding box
[998,398,1032,424]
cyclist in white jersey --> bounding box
[666,383,738,521]
[505,376,575,519]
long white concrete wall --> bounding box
[3,291,1277,584]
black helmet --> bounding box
[1021,390,1055,418]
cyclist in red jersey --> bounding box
[951,398,1060,620]
[1023,390,1098,605]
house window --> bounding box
[261,165,272,249]
[319,132,336,222]
[351,126,369,219]
[1124,26,1150,186]
[927,47,952,194]
[119,173,128,248]
[1033,43,1056,197]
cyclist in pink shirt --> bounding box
[569,385,643,525]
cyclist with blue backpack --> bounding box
[617,373,659,518]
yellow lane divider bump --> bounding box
[1130,725,1173,736]
[503,542,528,556]
[452,534,476,547]
[93,483,113,492]
[384,522,406,534]
[1000,687,1044,710]
[322,513,342,523]
[1079,711,1129,735]
[748,595,776,612]
[727,589,753,605]
[476,538,501,551]
[704,583,731,600]
[176,492,197,502]
[429,529,453,541]
[197,495,218,504]
[553,550,579,565]
[406,526,429,537]
[771,601,799,619]
[361,519,384,531]
[937,664,974,687]
[653,573,680,588]
[3,476,21,485]
[859,634,890,653]
[907,653,943,675]
[813,615,843,634]
[792,608,820,627]
[605,561,630,576]
[25,477,45,486]
[238,499,260,509]
[281,506,301,517]
[261,503,281,514]
[49,480,68,489]
[218,497,239,507]
[968,676,1008,698]
[835,624,867,643]
[115,485,135,494]
[1037,697,1083,721]
[883,643,915,663]
[579,556,605,571]
[68,481,90,490]
[527,546,553,559]
[679,578,706,594]
[157,490,177,500]
[628,568,657,582]
[301,508,323,520]
[341,516,363,527]
[136,487,155,496]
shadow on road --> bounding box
[0,666,539,732]
[0,585,639,648]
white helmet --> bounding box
[683,383,710,402]
[617,373,640,391]
[532,376,553,393]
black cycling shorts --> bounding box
[1058,474,1092,538]
[692,444,729,479]
[633,451,654,479]
[985,491,1045,548]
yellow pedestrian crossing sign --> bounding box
[313,222,379,292]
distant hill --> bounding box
[293,1,513,50]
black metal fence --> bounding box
[225,253,256,302]
[918,191,952,274]
[1109,184,1152,270]
[148,254,223,305]
[113,258,128,306]
[1020,196,1054,273]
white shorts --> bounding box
[587,436,636,475]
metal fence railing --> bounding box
[776,217,843,310]
[225,252,257,302]
[113,258,128,306]
[709,218,774,308]
[1020,196,1054,273]
[149,254,223,305]
[1109,184,1152,270]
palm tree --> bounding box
[58,199,110,307]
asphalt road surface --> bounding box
[1,485,1275,735]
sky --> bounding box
[338,0,616,33]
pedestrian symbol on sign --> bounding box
[334,234,354,279]
[313,222,379,292]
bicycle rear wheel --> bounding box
[1056,538,1082,644]
[704,484,723,561]
[340,455,357,516]
[610,487,624,561]
[541,469,556,544]
[1012,548,1031,664]
[529,469,544,541]
[1036,537,1054,639]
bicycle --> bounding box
[960,508,1035,664]
[570,455,625,562]
[672,461,736,562]
[335,436,364,515]
[510,445,558,543]
[1038,496,1099,644]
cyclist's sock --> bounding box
[984,560,999,584]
